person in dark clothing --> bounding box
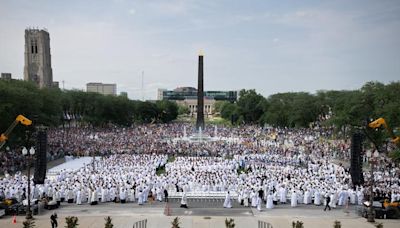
[164,189,169,202]
[258,189,264,200]
[324,195,331,211]
[50,212,58,228]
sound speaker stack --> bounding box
[350,132,364,186]
[33,129,47,185]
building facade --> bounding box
[86,82,117,96]
[24,28,53,88]
[1,73,12,80]
[158,87,237,116]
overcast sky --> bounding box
[0,0,399,99]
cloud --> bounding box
[273,38,280,43]
[128,8,136,15]
[236,15,254,22]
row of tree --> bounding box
[0,79,178,142]
[216,81,400,131]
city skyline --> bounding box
[0,0,399,99]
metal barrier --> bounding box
[133,219,147,228]
[258,220,273,228]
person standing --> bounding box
[50,212,58,228]
[324,194,331,211]
[223,191,232,208]
[180,192,188,208]
[291,190,297,207]
[164,188,169,202]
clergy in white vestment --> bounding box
[76,189,82,205]
[329,192,337,208]
[91,188,98,205]
[291,191,297,207]
[350,190,356,205]
[120,188,126,203]
[67,189,74,203]
[180,192,188,208]
[304,190,311,204]
[156,188,163,202]
[101,188,107,203]
[279,186,287,204]
[266,193,274,209]
[257,195,262,211]
[223,191,232,208]
[314,190,321,206]
[129,188,136,202]
[138,190,144,205]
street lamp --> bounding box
[22,146,35,219]
[89,134,98,173]
[366,149,379,222]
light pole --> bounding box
[89,134,98,173]
[366,149,379,223]
[22,146,35,220]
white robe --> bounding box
[76,190,82,205]
[180,194,187,206]
[350,191,356,205]
[91,191,97,203]
[120,190,126,201]
[329,193,337,208]
[138,192,144,205]
[266,194,274,209]
[291,192,297,207]
[314,191,321,205]
[257,196,262,211]
[223,193,232,208]
[357,191,364,205]
[129,189,136,202]
[101,189,107,203]
[280,188,287,203]
[304,191,311,204]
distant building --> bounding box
[157,88,167,100]
[120,92,128,98]
[86,82,117,96]
[1,73,12,80]
[52,81,59,88]
[158,87,237,116]
[24,28,53,88]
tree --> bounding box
[171,217,180,228]
[213,101,229,114]
[236,89,266,124]
[220,102,239,124]
[156,100,179,123]
[65,216,79,228]
[22,219,35,228]
[178,104,190,115]
[104,216,113,228]
[225,218,235,228]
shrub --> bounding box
[65,216,79,228]
[171,217,180,228]
[105,216,113,228]
[23,219,35,228]
[225,218,235,228]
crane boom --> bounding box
[368,117,400,146]
[0,115,32,149]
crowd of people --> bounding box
[0,123,399,211]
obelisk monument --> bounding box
[196,51,205,130]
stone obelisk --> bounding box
[196,51,205,131]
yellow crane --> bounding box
[368,117,400,147]
[0,115,32,149]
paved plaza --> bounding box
[1,201,398,228]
